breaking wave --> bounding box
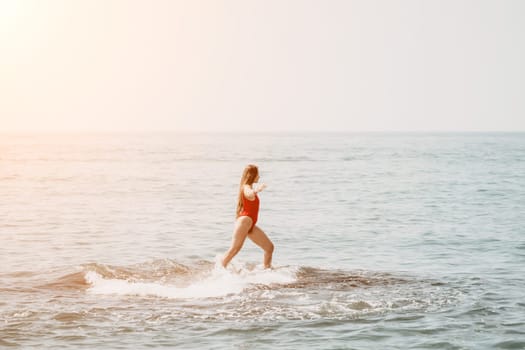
[84,259,298,299]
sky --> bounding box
[1,0,524,132]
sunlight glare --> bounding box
[0,0,21,25]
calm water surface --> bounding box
[1,132,524,349]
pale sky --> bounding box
[1,0,524,132]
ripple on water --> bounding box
[0,339,19,348]
[52,312,84,322]
[412,341,464,349]
[493,341,525,349]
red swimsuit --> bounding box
[239,193,259,232]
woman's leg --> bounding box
[221,217,252,268]
[247,225,274,268]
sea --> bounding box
[1,132,524,349]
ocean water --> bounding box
[1,132,524,349]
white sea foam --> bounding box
[84,260,297,299]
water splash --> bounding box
[84,259,298,299]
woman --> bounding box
[221,164,274,269]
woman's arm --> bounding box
[243,183,266,200]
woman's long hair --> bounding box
[236,164,259,217]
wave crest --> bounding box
[40,259,416,301]
[84,260,298,299]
